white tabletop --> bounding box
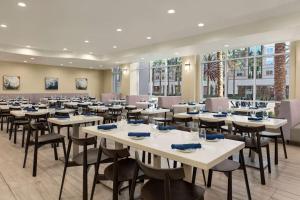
[48,115,102,126]
[82,123,244,170]
[174,112,287,129]
[64,102,92,106]
[140,108,170,115]
[136,101,151,105]
[172,104,203,109]
[10,109,50,117]
[231,107,270,113]
[88,106,108,111]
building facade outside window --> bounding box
[201,42,290,101]
[150,57,182,96]
[112,66,122,94]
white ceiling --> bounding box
[1,0,300,69]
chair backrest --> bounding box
[25,113,49,122]
[199,119,225,132]
[232,122,265,134]
[135,151,184,181]
[71,136,97,146]
[175,125,191,132]
[99,138,130,159]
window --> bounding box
[112,66,122,93]
[201,42,290,101]
[150,57,182,96]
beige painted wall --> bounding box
[0,61,104,98]
[102,69,113,93]
[120,64,130,96]
[181,55,198,101]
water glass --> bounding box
[199,129,206,141]
[251,110,256,118]
[263,111,269,120]
[78,107,83,115]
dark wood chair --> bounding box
[23,115,66,177]
[260,120,287,165]
[127,110,141,121]
[109,107,123,122]
[90,139,143,200]
[232,122,271,185]
[59,136,113,200]
[0,108,10,131]
[198,119,226,133]
[206,134,251,200]
[51,112,72,139]
[130,151,205,200]
[172,116,193,127]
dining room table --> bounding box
[82,123,245,181]
[48,115,103,158]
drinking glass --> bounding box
[263,111,269,120]
[78,107,83,115]
[251,110,256,118]
[199,129,206,141]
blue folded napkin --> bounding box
[188,102,196,105]
[97,124,117,130]
[25,107,37,112]
[202,110,209,113]
[249,106,258,109]
[187,111,199,115]
[222,112,228,114]
[55,115,70,119]
[84,112,95,116]
[128,119,144,124]
[206,134,225,140]
[171,143,201,150]
[128,132,150,137]
[179,102,186,105]
[55,107,64,110]
[213,114,227,117]
[248,117,263,121]
[157,125,176,131]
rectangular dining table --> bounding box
[82,123,245,181]
[48,115,103,158]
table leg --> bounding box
[183,164,192,182]
[274,137,278,165]
[153,155,161,168]
[72,124,80,158]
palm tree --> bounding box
[203,54,219,96]
[274,43,286,101]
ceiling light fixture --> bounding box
[18,2,26,7]
[23,60,27,63]
[116,28,122,32]
[175,52,179,55]
[0,24,7,28]
[141,58,145,60]
[167,9,176,14]
[197,23,205,27]
[68,61,72,64]
[63,48,68,51]
[224,44,230,47]
[60,64,64,66]
[26,45,31,48]
[113,45,117,49]
[30,57,35,60]
[89,52,93,54]
[146,36,152,40]
[84,40,89,43]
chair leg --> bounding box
[23,130,30,168]
[280,127,288,159]
[83,165,88,200]
[240,151,251,200]
[21,127,25,148]
[257,148,266,185]
[192,167,197,184]
[274,137,278,165]
[61,139,67,158]
[113,181,119,200]
[9,122,13,140]
[0,116,3,131]
[227,172,232,200]
[53,143,58,160]
[32,144,38,177]
[147,153,151,164]
[202,169,207,186]
[67,127,70,139]
[207,169,213,187]
[59,162,68,200]
[266,145,271,174]
[13,124,17,144]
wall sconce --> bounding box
[123,67,129,74]
[184,62,191,71]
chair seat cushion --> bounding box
[73,148,113,165]
[38,134,64,143]
[104,158,140,182]
[212,159,240,172]
[245,138,269,148]
[141,179,205,200]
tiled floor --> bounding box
[0,127,299,200]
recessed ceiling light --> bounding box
[175,52,179,55]
[99,65,103,67]
[18,2,26,7]
[224,44,230,47]
[146,36,152,40]
[167,9,176,14]
[25,45,31,48]
[141,58,145,60]
[60,64,64,66]
[63,48,68,51]
[68,61,72,64]
[116,28,122,32]
[0,24,7,28]
[23,60,27,63]
[197,23,205,27]
[113,45,117,49]
[89,52,93,54]
[30,57,35,60]
[84,40,89,43]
